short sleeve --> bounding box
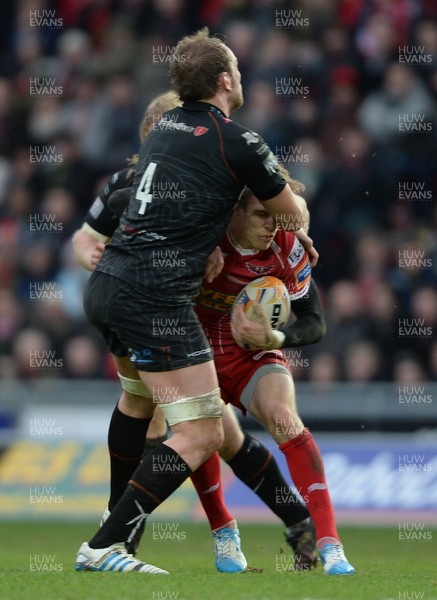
[225,125,286,201]
[84,168,132,238]
[282,233,312,300]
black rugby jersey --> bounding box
[96,101,286,303]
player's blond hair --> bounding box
[139,90,181,141]
[127,91,181,167]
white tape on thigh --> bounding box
[118,372,152,398]
[159,387,224,426]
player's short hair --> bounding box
[170,27,231,101]
[238,165,305,211]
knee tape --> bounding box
[159,387,224,426]
[118,372,151,398]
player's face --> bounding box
[231,195,278,250]
[227,49,244,112]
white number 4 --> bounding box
[136,162,157,214]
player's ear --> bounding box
[220,71,233,91]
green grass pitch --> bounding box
[0,521,436,600]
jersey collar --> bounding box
[182,100,227,119]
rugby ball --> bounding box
[234,276,290,329]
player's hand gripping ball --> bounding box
[232,276,290,349]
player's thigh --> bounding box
[249,371,300,430]
[112,355,155,418]
[113,354,140,380]
[138,360,219,400]
[220,404,245,460]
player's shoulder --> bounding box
[273,230,308,269]
[216,115,261,145]
[272,228,296,253]
[274,230,312,299]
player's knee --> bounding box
[173,418,223,466]
[219,442,236,462]
[219,430,244,461]
[147,407,168,438]
[270,404,304,438]
[202,423,224,457]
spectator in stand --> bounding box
[358,62,435,146]
[0,0,434,384]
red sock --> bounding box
[190,452,234,531]
[280,428,339,549]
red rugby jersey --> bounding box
[195,227,311,350]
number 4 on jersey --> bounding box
[136,162,157,214]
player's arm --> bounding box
[204,246,224,282]
[227,127,317,265]
[281,279,326,347]
[71,169,133,270]
[72,224,108,271]
[231,280,326,350]
[263,190,317,266]
[294,194,310,234]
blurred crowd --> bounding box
[0,0,436,384]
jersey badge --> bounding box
[246,263,274,276]
[194,126,209,136]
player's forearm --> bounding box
[72,229,95,271]
[282,280,326,347]
[262,185,304,232]
[72,227,107,271]
[282,313,326,347]
[294,195,310,234]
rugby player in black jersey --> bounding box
[74,141,319,571]
[75,28,316,574]
[74,91,251,574]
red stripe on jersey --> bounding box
[208,112,239,181]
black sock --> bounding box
[90,445,191,549]
[107,404,151,511]
[226,432,309,527]
[143,433,168,460]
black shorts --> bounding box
[84,271,213,372]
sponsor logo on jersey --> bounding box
[158,117,195,133]
[246,263,274,276]
[128,348,156,365]
[296,262,311,283]
[197,285,237,312]
[287,238,305,268]
[242,131,259,145]
[194,126,209,136]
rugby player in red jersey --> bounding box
[195,186,355,575]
